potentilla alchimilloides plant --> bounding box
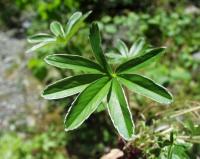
[27,14,173,140]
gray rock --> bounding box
[193,51,200,60]
[0,31,46,131]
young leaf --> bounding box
[106,52,122,59]
[26,41,51,53]
[50,21,65,37]
[66,12,82,35]
[27,33,56,43]
[65,11,92,43]
[82,10,92,19]
[116,47,165,73]
[106,52,126,64]
[64,76,111,131]
[45,54,104,73]
[118,74,173,104]
[116,39,129,56]
[107,78,135,140]
[129,38,145,56]
[89,22,112,74]
[42,74,103,99]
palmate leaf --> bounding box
[27,11,91,53]
[107,78,135,140]
[89,22,112,74]
[42,74,103,99]
[64,76,111,131]
[106,38,147,64]
[116,47,165,73]
[27,33,56,43]
[118,74,173,104]
[45,54,104,73]
[28,11,174,141]
[50,21,65,37]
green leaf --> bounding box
[50,21,65,37]
[26,41,50,53]
[118,74,173,104]
[45,54,104,73]
[116,47,165,73]
[65,76,111,131]
[27,33,56,43]
[116,39,129,56]
[65,11,92,43]
[89,22,112,74]
[129,38,145,56]
[107,78,135,140]
[42,74,103,99]
[66,12,82,35]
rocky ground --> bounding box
[0,31,46,131]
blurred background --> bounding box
[0,0,200,158]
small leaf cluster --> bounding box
[27,11,91,53]
[27,12,173,141]
[106,38,148,63]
